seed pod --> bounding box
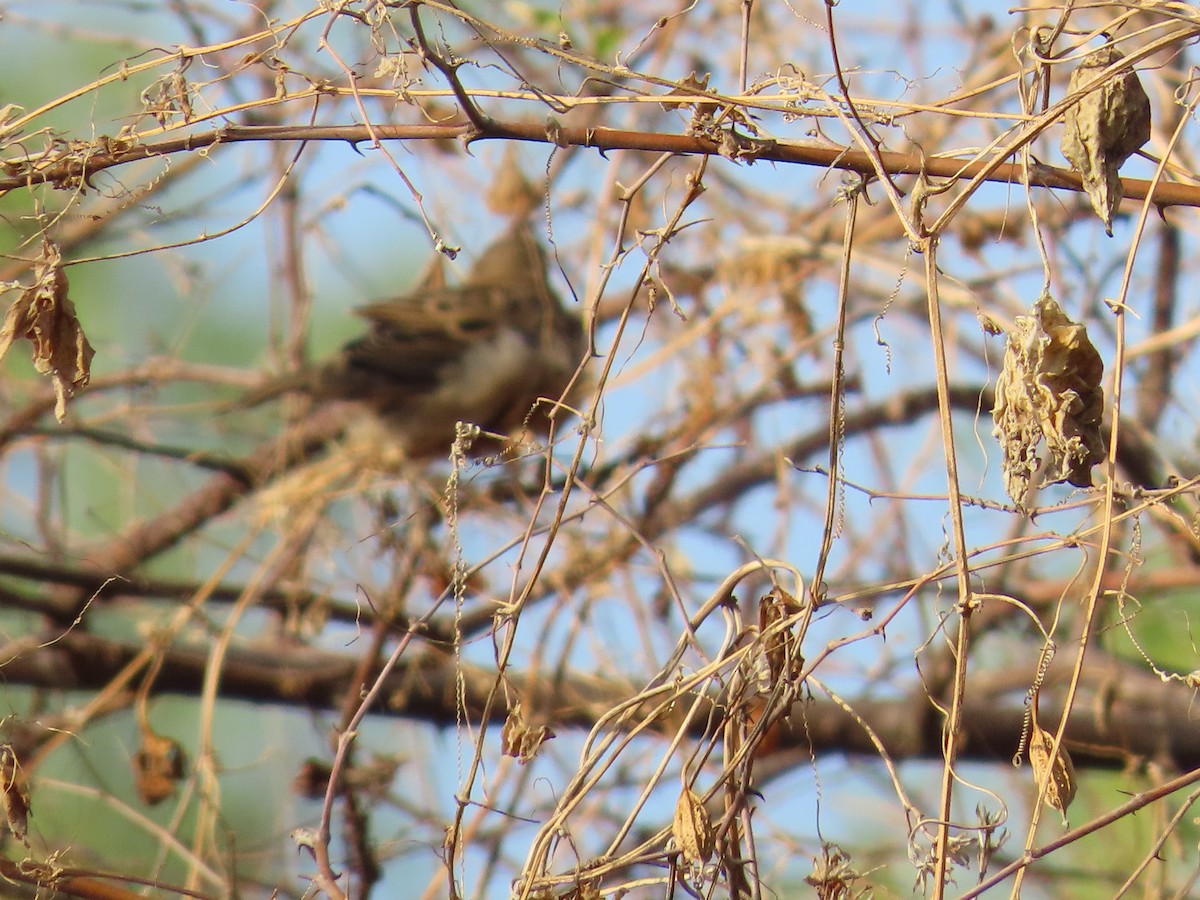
[1028,721,1077,825]
[673,787,715,867]
[1060,45,1151,235]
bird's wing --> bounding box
[332,285,523,397]
[353,284,524,339]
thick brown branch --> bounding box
[8,631,1199,773]
[6,122,1200,212]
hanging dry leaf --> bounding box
[805,843,868,898]
[1060,45,1151,236]
[132,727,188,805]
[0,744,31,846]
[1028,721,1077,825]
[0,239,95,421]
[672,787,715,867]
[992,295,1105,507]
[500,702,555,765]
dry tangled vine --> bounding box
[3,2,1200,898]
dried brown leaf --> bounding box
[132,727,188,805]
[672,787,715,866]
[0,239,94,420]
[0,744,31,845]
[500,702,555,765]
[293,758,332,799]
[806,843,869,899]
[659,71,715,113]
[992,295,1105,507]
[1060,45,1151,235]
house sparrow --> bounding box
[242,224,587,458]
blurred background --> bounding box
[2,1,1200,897]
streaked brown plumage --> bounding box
[242,225,586,458]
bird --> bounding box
[241,224,587,459]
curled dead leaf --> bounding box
[977,310,1003,336]
[992,295,1105,507]
[501,702,555,765]
[806,843,868,897]
[290,826,319,852]
[659,71,715,113]
[293,758,332,799]
[133,727,188,805]
[0,239,94,421]
[0,744,31,846]
[1060,45,1151,235]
